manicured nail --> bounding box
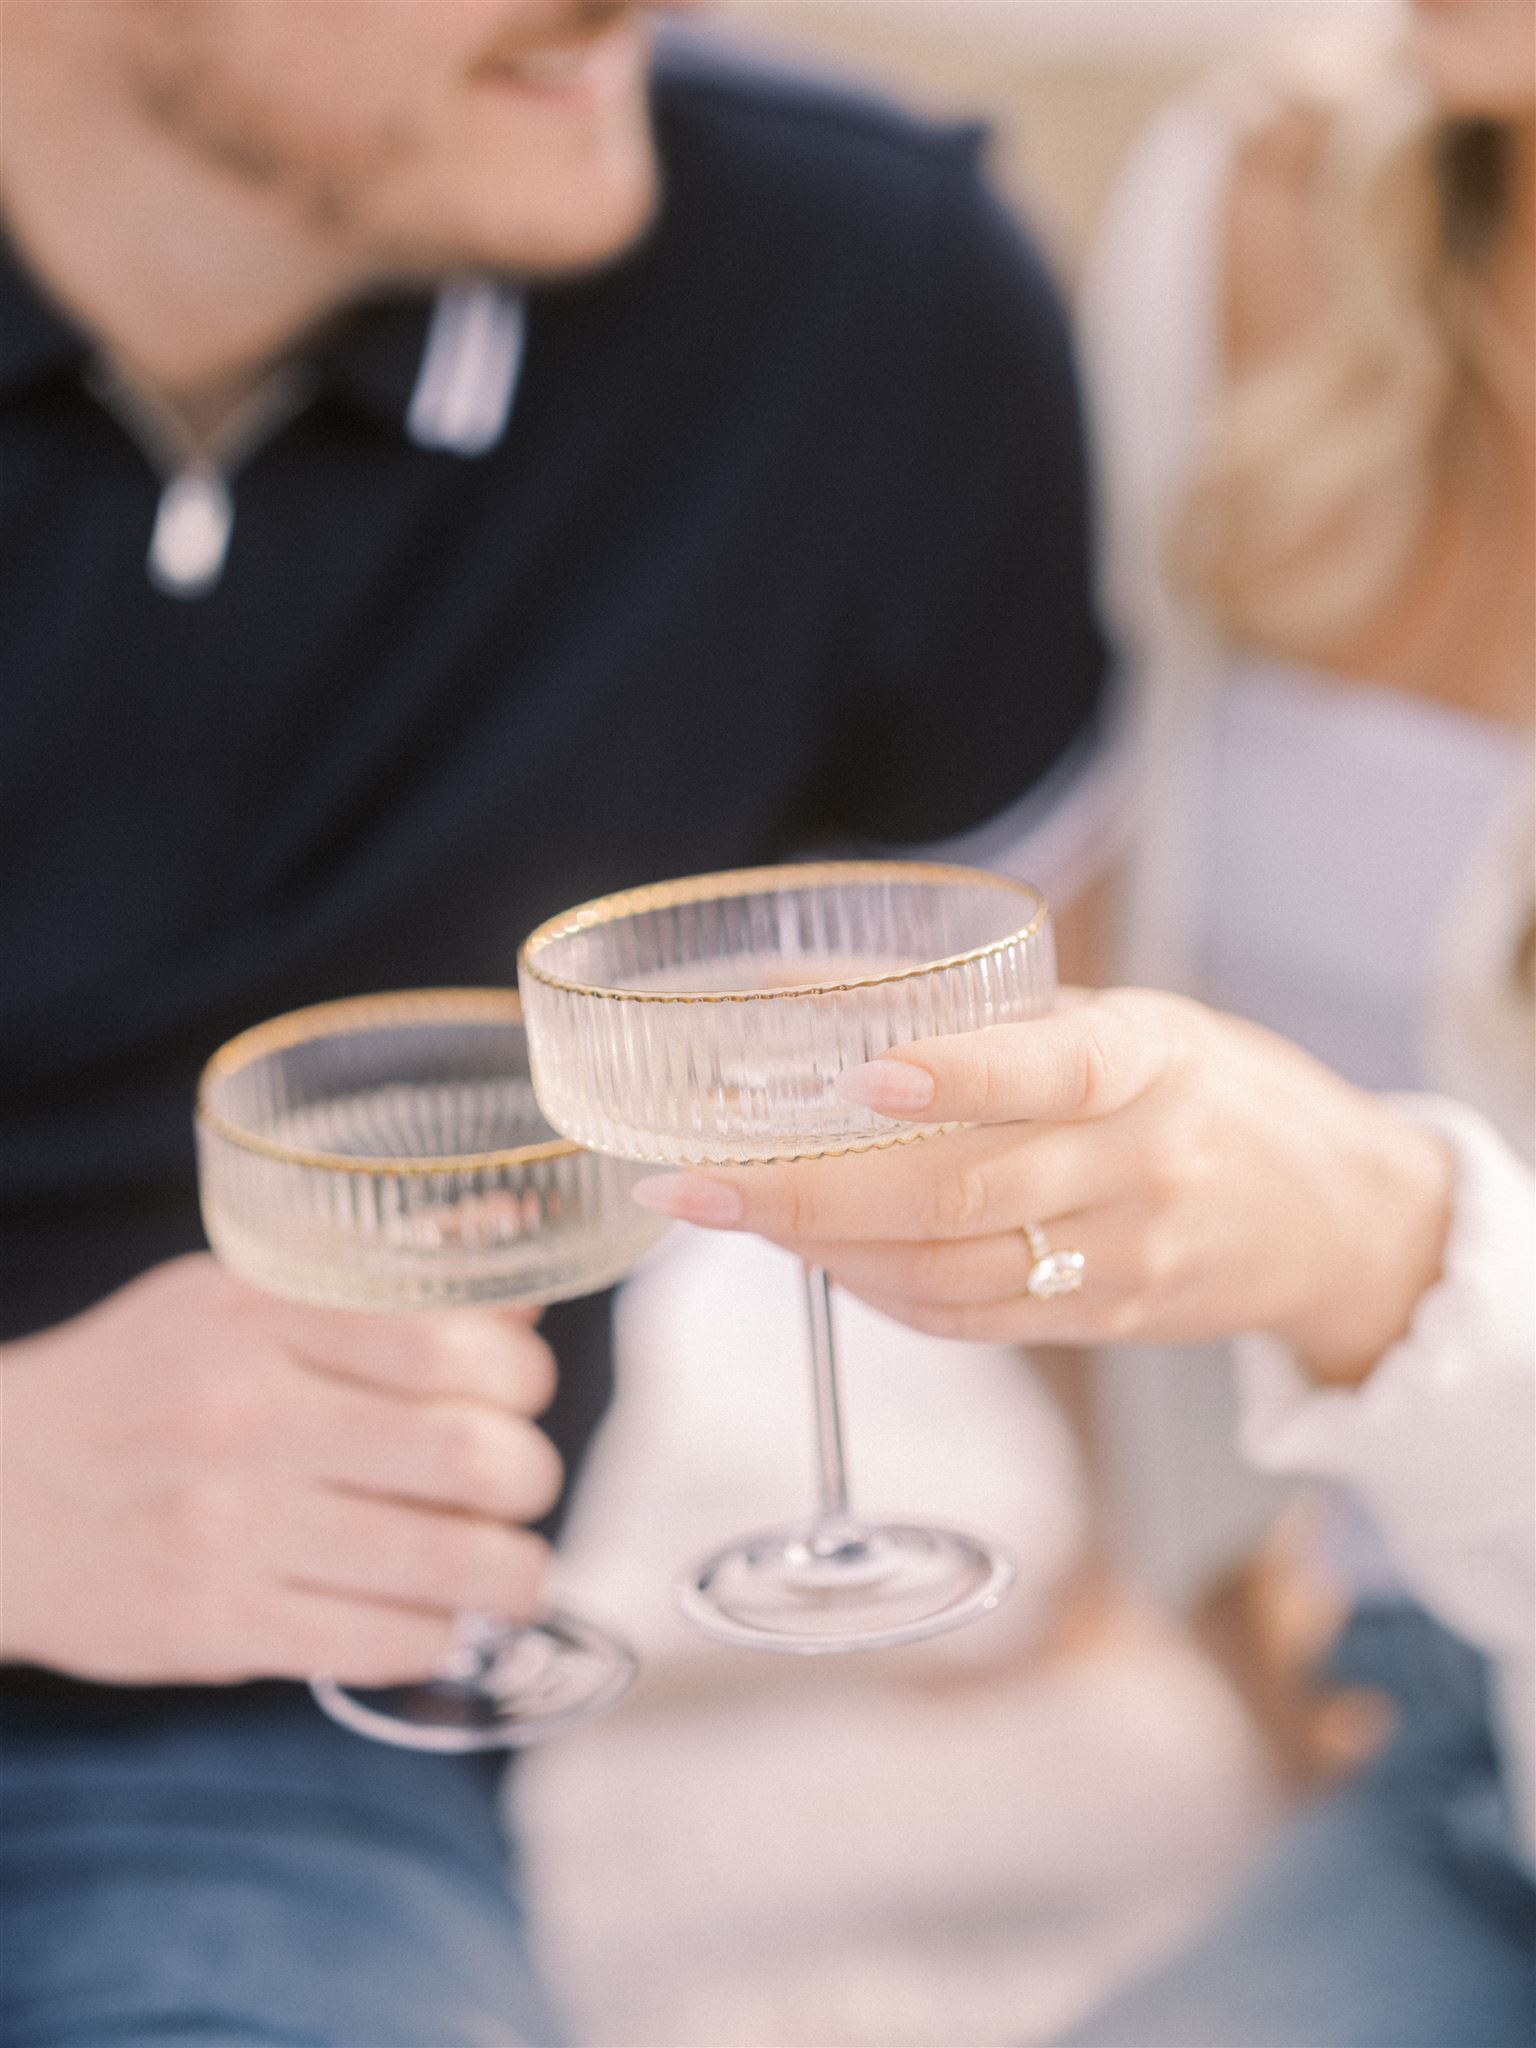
[631,1174,745,1227]
[836,1058,937,1115]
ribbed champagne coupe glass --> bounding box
[519,862,1055,1652]
[195,989,667,1749]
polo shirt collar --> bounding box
[319,278,527,457]
[0,225,526,458]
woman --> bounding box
[630,2,1534,2039]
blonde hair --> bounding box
[1174,45,1522,649]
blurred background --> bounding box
[513,8,1408,2046]
[722,0,1400,272]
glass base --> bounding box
[676,1518,1014,1653]
[310,1610,637,1752]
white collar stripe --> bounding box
[407,281,527,457]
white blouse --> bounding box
[1077,79,1535,1850]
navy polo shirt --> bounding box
[0,56,1105,1558]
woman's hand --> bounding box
[0,1254,563,1684]
[631,989,1454,1386]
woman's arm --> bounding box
[630,992,1533,1821]
[1235,1094,1535,1850]
[1236,1095,1534,1662]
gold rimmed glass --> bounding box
[195,989,666,1750]
[520,862,1055,1653]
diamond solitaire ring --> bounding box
[1022,1222,1086,1300]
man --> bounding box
[0,4,1105,2041]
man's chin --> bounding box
[399,146,661,287]
[508,164,662,282]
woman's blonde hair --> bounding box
[1174,43,1523,649]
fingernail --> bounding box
[836,1058,937,1115]
[631,1174,744,1227]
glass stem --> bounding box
[440,1609,512,1684]
[803,1264,851,1527]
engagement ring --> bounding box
[1023,1222,1086,1300]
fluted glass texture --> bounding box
[519,863,1055,1165]
[196,990,667,1310]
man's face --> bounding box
[98,0,667,279]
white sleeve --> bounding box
[1076,93,1234,662]
[1236,1095,1535,1851]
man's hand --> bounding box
[0,1254,563,1685]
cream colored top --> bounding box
[1079,81,1534,1853]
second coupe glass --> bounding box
[519,862,1056,1653]
[196,989,667,1749]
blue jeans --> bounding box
[1059,1607,1536,2048]
[0,1682,564,2048]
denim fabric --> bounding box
[1058,1606,1536,2048]
[0,1685,564,2048]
